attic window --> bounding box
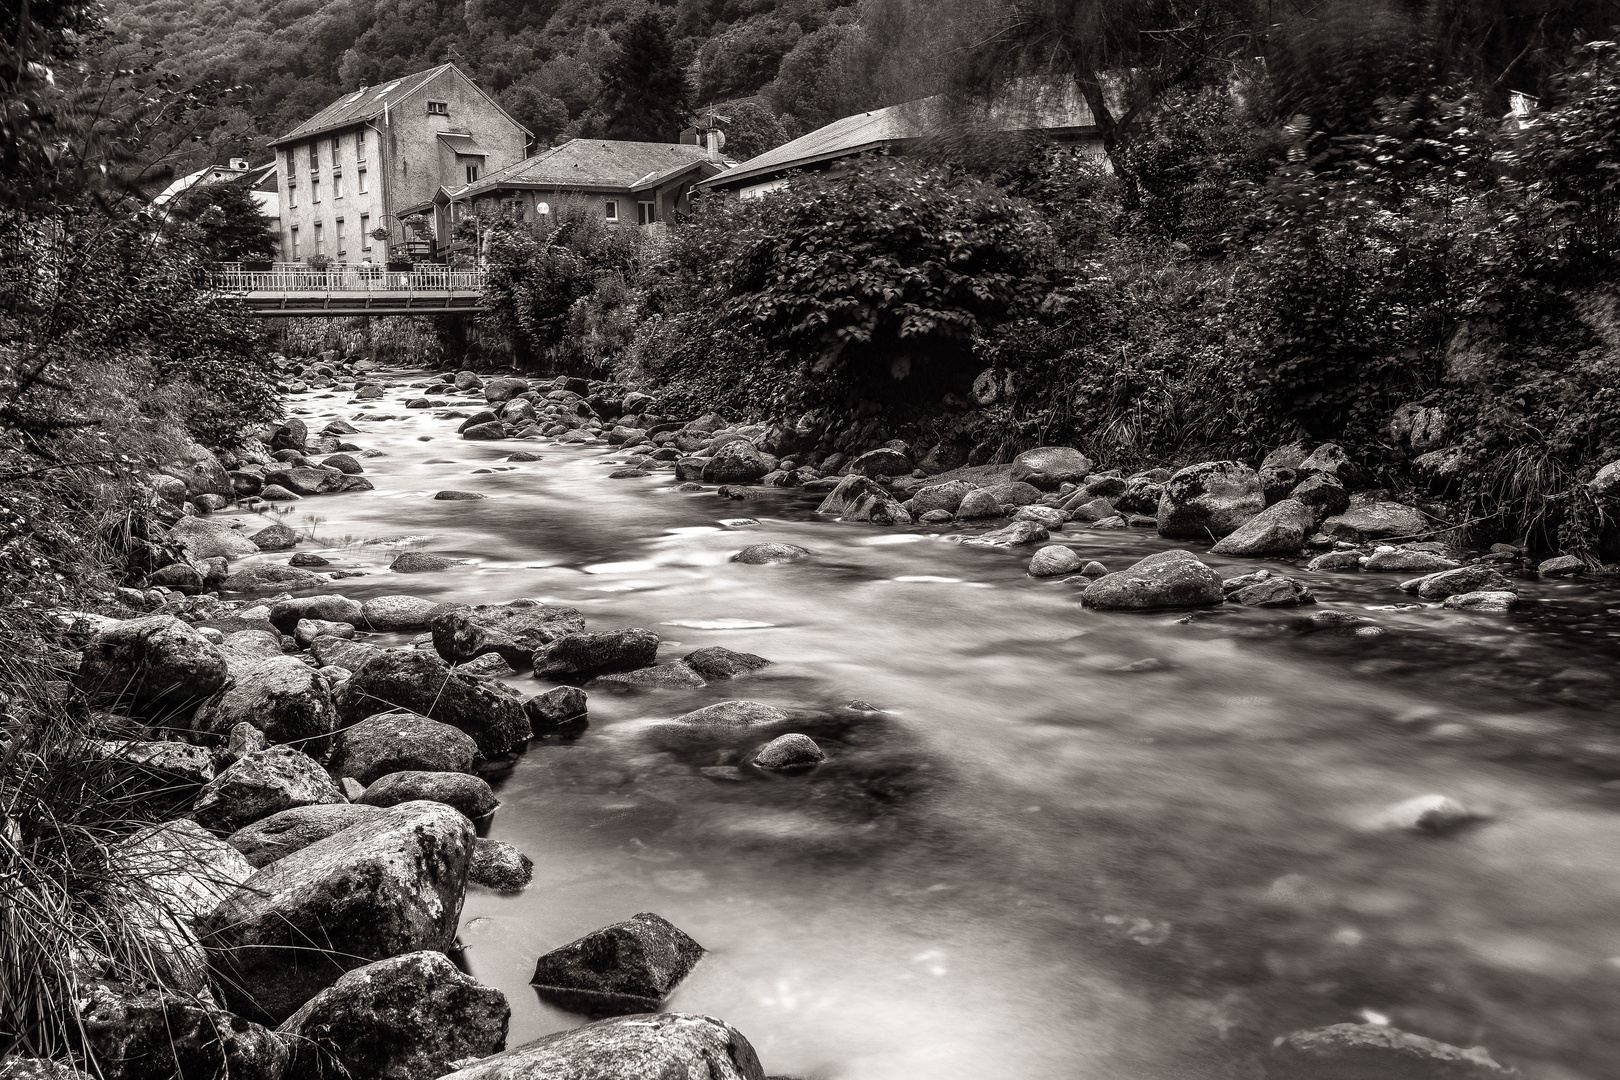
[378,81,400,93]
[427,100,450,116]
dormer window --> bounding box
[426,100,449,116]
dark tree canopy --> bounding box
[599,12,692,142]
[166,176,277,263]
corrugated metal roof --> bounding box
[460,140,728,196]
[702,81,1099,190]
[272,66,451,145]
[438,132,487,157]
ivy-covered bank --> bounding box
[478,40,1620,563]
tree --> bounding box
[165,175,277,263]
[598,12,692,142]
[498,82,571,147]
[718,101,789,159]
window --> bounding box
[357,167,367,193]
[331,134,341,160]
[335,218,345,255]
[334,170,344,198]
[285,150,295,182]
[290,227,299,260]
[637,200,655,225]
[426,100,449,116]
[357,132,367,163]
[464,163,479,184]
[287,179,297,208]
[603,200,618,222]
[360,214,370,250]
[311,177,320,203]
[308,143,318,170]
[313,222,323,255]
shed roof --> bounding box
[438,132,487,157]
[459,139,730,198]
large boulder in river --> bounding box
[682,647,770,680]
[532,629,660,680]
[849,446,911,477]
[483,378,529,403]
[1265,1022,1515,1080]
[815,475,912,525]
[1156,461,1265,539]
[224,564,325,592]
[334,650,531,756]
[1321,502,1428,543]
[1081,550,1224,611]
[1210,499,1316,556]
[1011,446,1093,490]
[264,465,346,496]
[439,1013,764,1080]
[192,655,338,753]
[270,595,363,633]
[1399,564,1514,600]
[732,543,811,564]
[529,912,703,1017]
[76,982,288,1080]
[202,800,474,1025]
[228,803,388,868]
[1290,473,1349,522]
[700,441,770,485]
[432,602,586,667]
[277,951,510,1080]
[77,615,228,715]
[356,770,498,820]
[328,710,480,785]
[170,517,259,561]
[192,746,346,835]
[362,594,443,631]
[910,480,977,515]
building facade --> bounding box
[268,64,529,264]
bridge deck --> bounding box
[213,266,486,317]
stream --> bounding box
[246,370,1620,1079]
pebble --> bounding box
[434,490,487,500]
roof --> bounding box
[457,140,732,199]
[271,64,532,146]
[151,161,271,207]
[701,80,1100,191]
[438,132,487,157]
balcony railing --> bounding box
[213,263,485,293]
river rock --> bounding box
[192,654,338,753]
[363,594,443,631]
[525,686,588,732]
[77,615,228,714]
[955,488,1003,520]
[1290,473,1349,521]
[149,562,205,594]
[532,629,660,680]
[1538,554,1584,576]
[961,520,1048,547]
[76,983,288,1080]
[356,770,498,820]
[1156,461,1265,539]
[289,552,329,567]
[1364,549,1459,573]
[1028,545,1084,577]
[251,523,298,551]
[227,803,389,867]
[529,912,703,1018]
[911,480,977,514]
[192,745,345,835]
[1229,576,1315,607]
[334,649,532,756]
[1258,464,1297,506]
[1400,564,1513,600]
[470,838,533,892]
[1115,477,1165,514]
[1065,496,1118,522]
[1266,1022,1514,1080]
[670,700,787,732]
[752,733,824,770]
[1296,442,1369,487]
[220,721,270,767]
[277,951,509,1080]
[259,484,301,501]
[1442,590,1518,612]
[269,594,363,633]
[310,634,381,671]
[224,564,324,591]
[438,1013,764,1080]
[1209,499,1315,556]
[462,422,506,441]
[484,378,529,403]
[1011,446,1093,490]
[435,490,487,501]
[329,710,480,785]
[1321,502,1428,543]
[595,661,706,689]
[390,552,456,573]
[682,647,770,680]
[432,602,586,667]
[1304,551,1361,571]
[1082,550,1224,611]
[732,542,812,564]
[849,446,911,477]
[815,475,912,525]
[294,618,352,648]
[1013,505,1066,529]
[202,800,474,1024]
[700,440,770,485]
[171,517,259,561]
[265,466,346,496]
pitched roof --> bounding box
[273,66,452,145]
[458,140,729,197]
[438,133,487,156]
[701,80,1100,190]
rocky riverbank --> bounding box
[15,355,1604,1080]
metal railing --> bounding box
[213,263,485,294]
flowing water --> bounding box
[254,372,1620,1079]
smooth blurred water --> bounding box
[246,371,1620,1079]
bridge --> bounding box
[212,264,486,317]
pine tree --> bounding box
[599,13,691,142]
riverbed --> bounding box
[246,371,1620,1079]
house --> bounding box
[696,81,1105,199]
[268,63,530,265]
[437,136,734,242]
[152,158,283,259]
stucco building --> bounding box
[268,63,529,264]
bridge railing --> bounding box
[212,264,486,294]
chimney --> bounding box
[705,128,724,158]
[231,157,249,170]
